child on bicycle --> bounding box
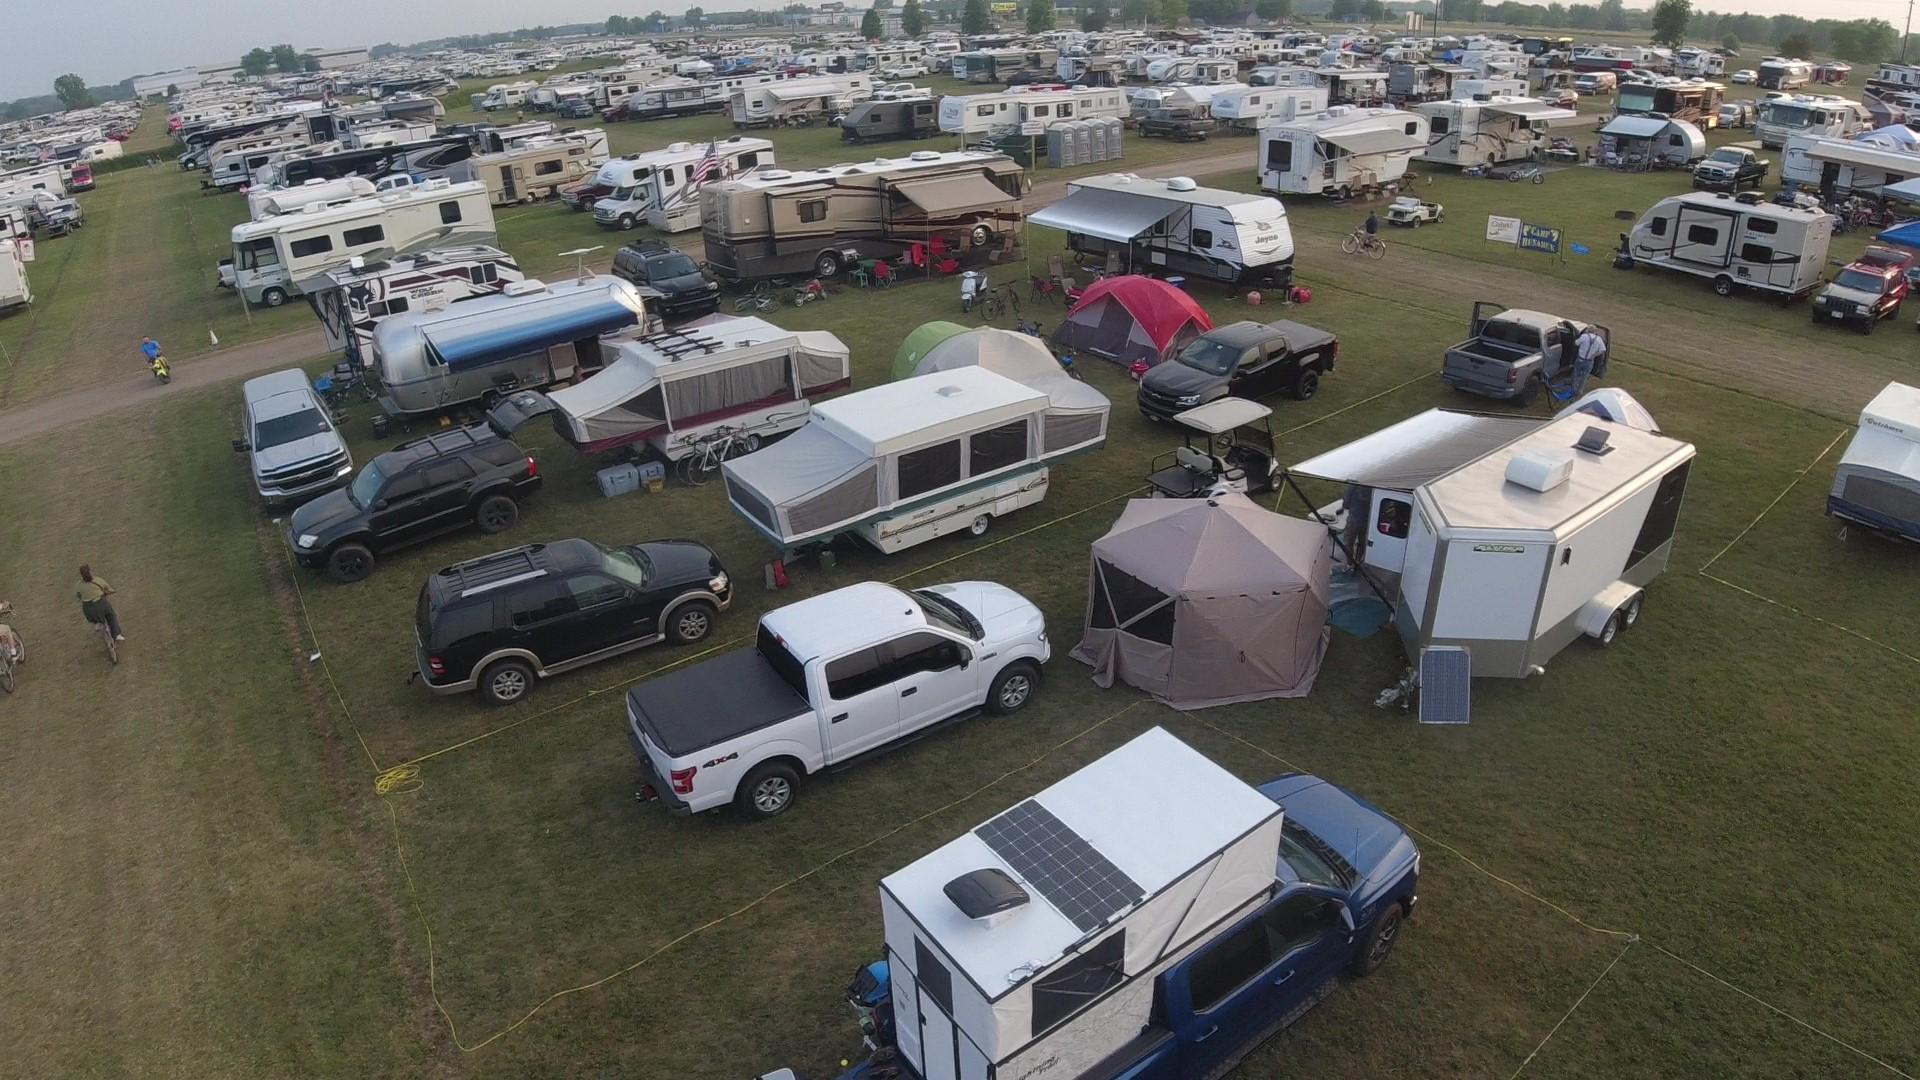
[76,565,124,642]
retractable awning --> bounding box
[423,290,644,371]
[1597,115,1669,138]
[1027,187,1172,242]
[1289,409,1544,489]
[1320,126,1426,155]
[767,83,835,101]
[892,173,1017,217]
[1808,140,1920,173]
[1485,100,1579,122]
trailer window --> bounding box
[1191,227,1214,248]
[898,439,962,498]
[1685,224,1718,245]
[1376,497,1411,539]
[1747,218,1777,235]
[1265,139,1294,172]
[969,420,1029,477]
[977,104,996,117]
[470,263,499,285]
[290,235,334,258]
[343,225,384,247]
[1741,244,1776,265]
[1649,216,1668,237]
[535,159,564,176]
[1188,916,1271,1012]
[914,940,955,1015]
[736,151,760,168]
[799,199,827,223]
[1031,930,1126,1037]
[439,201,463,224]
[1405,121,1420,135]
[1429,115,1451,135]
[1628,460,1691,569]
[236,237,279,270]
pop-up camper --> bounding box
[1827,381,1920,543]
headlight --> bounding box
[296,533,319,549]
[1175,394,1201,406]
[708,573,729,592]
[334,463,352,476]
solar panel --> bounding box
[974,800,1144,933]
[1418,646,1472,725]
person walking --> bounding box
[1575,325,1609,379]
[76,566,124,642]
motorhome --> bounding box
[463,120,563,155]
[1782,133,1920,198]
[953,49,1056,84]
[589,137,774,232]
[280,137,475,189]
[1623,191,1832,300]
[937,86,1128,137]
[731,75,873,128]
[1414,96,1577,167]
[722,365,1107,555]
[307,245,523,367]
[475,81,537,111]
[247,176,379,220]
[1754,94,1872,149]
[0,163,67,199]
[1211,83,1329,130]
[700,150,1025,284]
[368,275,646,416]
[1615,79,1726,128]
[472,132,609,205]
[224,179,496,307]
[1673,47,1725,78]
[208,135,309,191]
[1758,57,1814,90]
[0,238,30,312]
[1257,106,1430,197]
[493,317,852,458]
[1030,173,1295,288]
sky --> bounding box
[6,0,1914,101]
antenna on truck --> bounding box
[555,246,603,284]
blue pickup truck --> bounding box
[769,763,1421,1080]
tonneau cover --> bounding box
[628,647,809,757]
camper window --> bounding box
[1650,216,1669,237]
[1406,121,1420,135]
[291,235,335,258]
[976,104,996,117]
[914,940,956,1014]
[237,238,279,270]
[827,646,890,699]
[344,225,384,247]
[535,160,565,176]
[1266,140,1294,172]
[969,420,1029,476]
[1031,931,1127,1037]
[1430,115,1451,135]
[1191,227,1214,248]
[1033,105,1051,117]
[1748,218,1777,235]
[1059,103,1074,117]
[369,297,410,317]
[1741,243,1775,264]
[610,185,636,201]
[1189,915,1272,1012]
[1376,498,1410,538]
[799,199,828,223]
[1668,133,1685,147]
[738,151,761,167]
[898,440,963,498]
[1685,223,1718,244]
[439,201,463,224]
[470,264,499,285]
[1628,460,1692,568]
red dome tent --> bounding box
[1053,275,1214,367]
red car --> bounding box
[1812,256,1909,333]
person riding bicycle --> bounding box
[0,602,22,664]
[139,336,164,372]
[1363,211,1380,239]
[76,565,124,642]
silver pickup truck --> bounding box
[1440,301,1607,404]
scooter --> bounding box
[149,354,171,384]
[959,269,984,313]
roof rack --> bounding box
[641,328,728,362]
[435,543,548,597]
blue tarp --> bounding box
[423,287,644,371]
[1874,219,1920,248]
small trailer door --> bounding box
[890,942,965,1080]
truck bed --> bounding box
[627,648,809,758]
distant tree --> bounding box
[1360,0,1384,19]
[270,44,303,73]
[645,9,669,30]
[52,74,93,111]
[302,55,323,73]
[166,83,180,96]
[1720,32,1739,52]
[1779,30,1812,59]
[1830,19,1898,63]
[1121,0,1153,22]
[1256,0,1290,19]
[862,6,885,35]
[605,14,626,33]
[1156,0,1186,24]
[902,0,926,36]
[685,5,705,23]
[785,3,810,11]
[1081,0,1110,29]
[1027,0,1056,31]
[1649,0,1689,47]
[962,0,991,32]
[1598,0,1626,31]
[240,48,273,77]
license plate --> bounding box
[1831,311,1845,319]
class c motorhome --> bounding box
[937,86,1128,137]
[1754,94,1872,150]
[1622,191,1832,300]
[1257,106,1430,197]
[587,137,774,233]
[307,245,523,368]
[247,176,379,220]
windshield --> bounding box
[1762,103,1811,126]
[1709,149,1743,164]
[649,252,700,278]
[1279,821,1352,889]
[1177,336,1244,376]
[347,458,389,508]
[253,408,330,450]
[911,589,977,638]
[609,185,635,200]
[1835,268,1887,292]
[1618,86,1655,110]
[601,546,651,587]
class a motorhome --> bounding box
[280,138,475,189]
[722,365,1108,555]
[588,137,774,233]
[369,275,646,416]
[1257,106,1431,197]
[1758,57,1814,90]
[1031,173,1295,287]
[307,244,523,367]
[1210,84,1329,130]
[225,179,497,306]
[1754,94,1872,150]
[472,131,610,205]
[0,238,31,312]
[700,150,1025,284]
[953,49,1059,84]
[1624,191,1832,300]
[1614,78,1726,128]
[475,81,537,111]
[1413,96,1578,166]
[937,86,1128,137]
[247,176,379,220]
[730,75,874,128]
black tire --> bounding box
[0,659,13,693]
[325,542,375,583]
[1860,316,1876,336]
[815,250,842,279]
[261,287,287,307]
[666,600,716,645]
[475,494,519,534]
[987,662,1039,715]
[736,761,800,820]
[1290,367,1320,401]
[1712,275,1735,297]
[618,213,636,230]
[1596,611,1621,647]
[1622,593,1644,629]
[480,658,534,706]
[1352,902,1404,976]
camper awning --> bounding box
[1289,409,1545,489]
[1807,140,1920,173]
[1027,187,1173,242]
[767,83,834,101]
[1320,126,1426,155]
[1485,100,1579,122]
[1597,115,1669,138]
[422,289,644,372]
[892,173,1016,217]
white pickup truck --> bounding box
[628,580,1050,820]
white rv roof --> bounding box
[880,727,1282,999]
[1806,139,1920,173]
[550,316,844,420]
[1861,381,1920,442]
[813,365,1046,456]
[1421,412,1695,534]
[1666,190,1826,221]
[1066,172,1273,208]
[720,150,1008,191]
[230,180,485,240]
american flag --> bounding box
[688,141,724,184]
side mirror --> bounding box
[1339,905,1356,933]
[231,438,250,452]
[373,499,389,510]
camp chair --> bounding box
[934,257,961,276]
[872,259,894,288]
[1030,274,1061,304]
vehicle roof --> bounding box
[243,369,321,420]
[759,581,924,660]
[1201,320,1284,346]
[717,149,1011,191]
[1069,172,1274,210]
[429,539,599,605]
[230,180,483,240]
[377,422,505,467]
[1174,396,1272,433]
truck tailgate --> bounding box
[1444,340,1536,394]
[626,647,809,759]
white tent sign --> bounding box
[1485,215,1521,245]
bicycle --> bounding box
[677,425,759,486]
[0,602,22,692]
[1506,165,1545,185]
[92,614,117,666]
[982,284,1023,322]
[733,279,777,313]
[1341,230,1388,260]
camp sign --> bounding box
[1519,223,1563,254]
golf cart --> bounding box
[1146,398,1280,498]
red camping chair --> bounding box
[871,259,894,288]
[934,257,962,276]
[1030,275,1060,305]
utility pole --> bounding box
[1905,0,1915,63]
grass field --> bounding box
[2,54,1918,1080]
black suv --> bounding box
[416,538,731,704]
[1138,319,1339,422]
[290,424,542,583]
[611,240,721,323]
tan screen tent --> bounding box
[1070,494,1332,709]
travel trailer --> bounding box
[472,132,610,205]
[1758,57,1814,90]
[1211,84,1329,130]
[492,316,852,458]
[247,176,379,220]
[208,136,309,191]
[1388,62,1477,103]
[1615,79,1726,128]
[368,275,646,416]
[615,78,729,120]
[1144,56,1239,83]
[1317,69,1391,107]
[1782,133,1920,198]
[1622,191,1832,300]
[587,138,774,232]
[1030,174,1295,288]
[224,179,496,307]
[1754,94,1872,150]
[1257,107,1430,197]
[700,150,1025,284]
[1413,96,1577,167]
[722,365,1107,555]
[0,238,30,312]
[840,96,941,143]
[307,245,523,367]
[1596,115,1706,168]
[937,86,1128,137]
[0,163,66,199]
[731,75,873,128]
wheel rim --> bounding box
[483,503,513,530]
[1300,373,1318,399]
[999,674,1032,710]
[676,609,710,640]
[969,515,990,536]
[1369,915,1399,965]
[1625,599,1642,626]
[817,255,837,277]
[1601,620,1617,645]
[338,553,368,578]
[492,669,527,700]
[753,777,791,813]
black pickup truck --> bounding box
[1138,319,1338,421]
[1137,107,1214,141]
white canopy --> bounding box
[1290,408,1543,490]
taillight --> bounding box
[1506,367,1518,385]
[526,455,538,478]
[670,766,697,795]
[427,655,446,677]
[1328,340,1339,360]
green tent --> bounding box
[892,321,970,381]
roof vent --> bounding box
[501,279,548,297]
[944,869,1030,925]
[758,168,792,180]
[936,383,966,397]
[1166,176,1198,191]
[1506,447,1574,492]
[1574,425,1614,456]
[910,150,942,161]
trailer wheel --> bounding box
[1596,611,1621,647]
[971,224,993,248]
[968,514,992,537]
[814,250,843,278]
[1712,275,1735,297]
[1622,593,1644,629]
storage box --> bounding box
[596,462,642,498]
